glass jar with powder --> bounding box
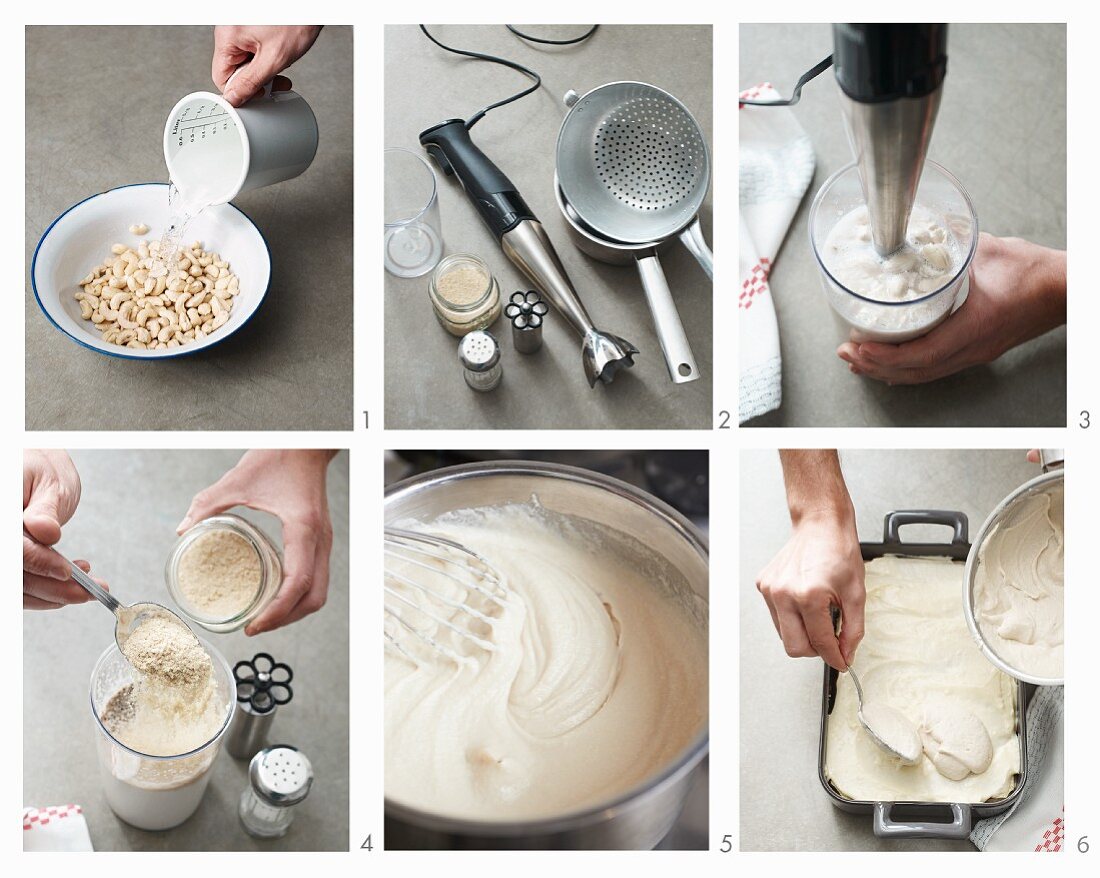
[165,514,283,633]
[428,253,501,335]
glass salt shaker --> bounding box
[239,745,314,838]
[459,330,502,391]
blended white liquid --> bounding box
[823,205,962,302]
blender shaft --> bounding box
[501,220,595,337]
[838,89,942,256]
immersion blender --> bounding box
[420,120,638,387]
[741,24,948,256]
[833,24,948,256]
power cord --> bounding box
[419,25,599,130]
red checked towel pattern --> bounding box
[739,83,815,423]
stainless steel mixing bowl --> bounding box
[964,461,1064,687]
[383,461,709,850]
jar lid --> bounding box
[250,745,314,806]
[459,330,500,372]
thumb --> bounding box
[24,485,63,546]
[838,589,866,668]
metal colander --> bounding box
[557,82,710,245]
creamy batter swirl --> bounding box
[384,503,708,821]
[974,480,1064,680]
[825,556,1020,803]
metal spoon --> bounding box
[845,661,922,765]
[65,553,196,656]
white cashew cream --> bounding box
[822,204,961,302]
[384,502,708,821]
[825,556,1020,803]
[973,480,1064,680]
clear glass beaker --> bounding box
[809,160,978,343]
[385,147,444,277]
[89,638,234,830]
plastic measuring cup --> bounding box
[164,83,319,206]
[89,637,234,830]
[809,160,978,343]
[384,147,443,277]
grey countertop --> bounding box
[25,26,353,431]
[23,450,349,851]
[740,23,1066,427]
[384,25,713,429]
[739,448,1040,851]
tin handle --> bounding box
[882,510,969,546]
[873,803,972,839]
[1039,448,1064,472]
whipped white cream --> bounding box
[973,480,1064,680]
[384,503,708,821]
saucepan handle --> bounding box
[873,803,972,839]
[635,254,699,384]
[678,218,713,280]
[883,510,969,546]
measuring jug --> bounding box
[164,82,318,206]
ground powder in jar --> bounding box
[436,265,489,306]
[178,528,263,619]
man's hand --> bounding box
[838,233,1066,385]
[177,450,336,635]
[23,450,101,609]
[756,512,865,671]
[212,26,323,107]
[757,450,866,670]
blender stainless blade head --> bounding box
[582,330,638,387]
[833,24,948,256]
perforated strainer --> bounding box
[557,82,711,263]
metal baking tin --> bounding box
[818,510,1030,840]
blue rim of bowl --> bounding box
[31,182,271,361]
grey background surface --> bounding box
[740,24,1066,427]
[23,449,349,851]
[25,26,353,431]
[739,448,1037,851]
[384,25,713,429]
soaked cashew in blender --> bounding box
[75,232,240,348]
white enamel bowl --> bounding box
[32,183,270,359]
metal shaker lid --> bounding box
[249,745,314,806]
[459,330,500,372]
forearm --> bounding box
[778,450,855,526]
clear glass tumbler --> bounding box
[809,160,978,343]
[89,638,234,830]
[385,147,444,277]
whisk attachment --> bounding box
[384,528,511,665]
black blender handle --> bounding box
[419,119,536,239]
[833,24,948,102]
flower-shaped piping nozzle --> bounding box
[505,290,549,354]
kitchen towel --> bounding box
[23,804,93,851]
[738,83,815,423]
[970,685,1064,852]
